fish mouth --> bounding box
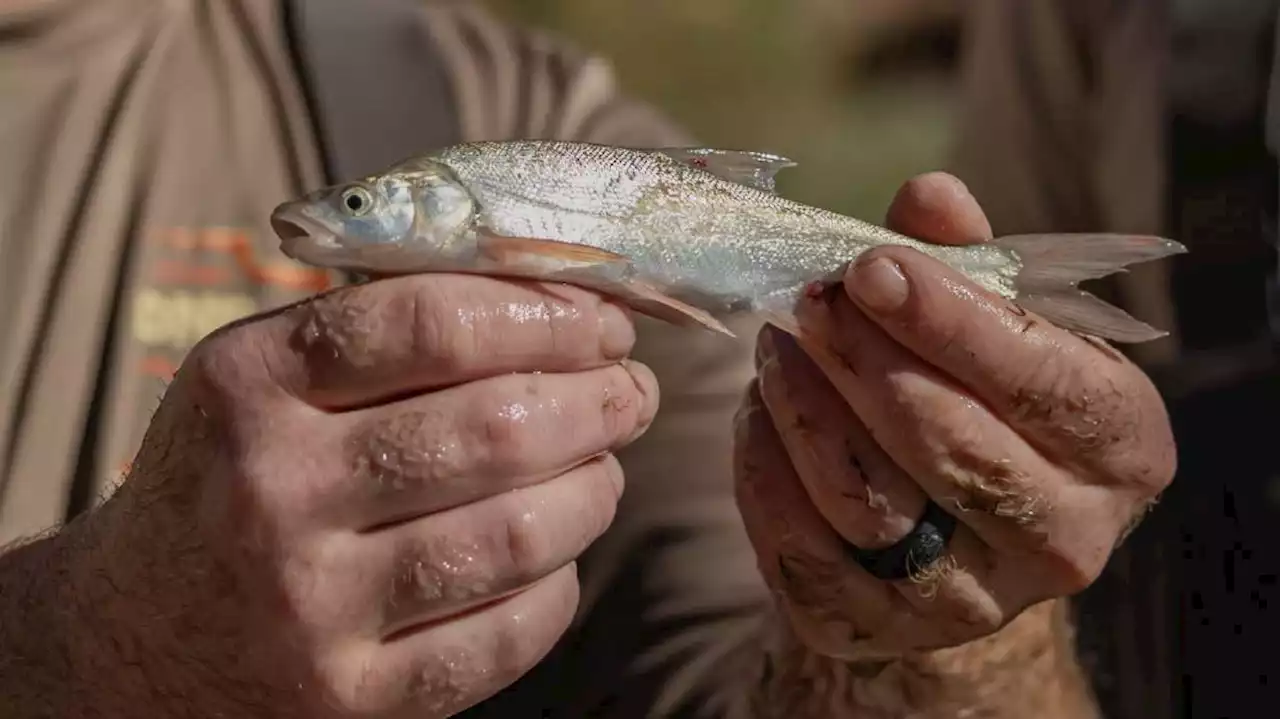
[269,208,338,260]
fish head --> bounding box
[271,160,477,271]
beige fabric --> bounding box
[0,0,333,543]
[0,1,766,715]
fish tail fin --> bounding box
[995,233,1187,343]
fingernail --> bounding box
[767,327,808,367]
[849,256,909,314]
[599,300,636,360]
[754,325,780,369]
[618,359,660,441]
[757,325,807,375]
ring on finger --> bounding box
[843,500,957,581]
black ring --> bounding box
[844,500,957,581]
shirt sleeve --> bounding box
[416,4,774,717]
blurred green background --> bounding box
[485,0,962,221]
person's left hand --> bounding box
[734,173,1177,660]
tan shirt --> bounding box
[0,1,769,715]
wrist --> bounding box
[0,500,188,719]
[751,599,1101,719]
[0,518,106,717]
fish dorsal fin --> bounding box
[657,148,797,194]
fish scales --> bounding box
[436,141,1016,305]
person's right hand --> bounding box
[71,275,656,718]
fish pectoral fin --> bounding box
[619,279,737,338]
[476,233,631,272]
[657,148,798,194]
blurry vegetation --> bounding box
[485,0,962,220]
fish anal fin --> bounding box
[658,148,797,194]
[621,279,736,338]
[474,232,731,337]
[477,233,630,273]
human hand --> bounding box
[66,276,655,718]
[734,173,1176,665]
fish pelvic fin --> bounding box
[619,279,737,337]
[997,233,1188,343]
[477,233,631,272]
[475,232,735,337]
[657,148,797,194]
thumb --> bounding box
[884,172,993,247]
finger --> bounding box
[349,563,580,717]
[336,362,657,528]
[756,325,926,548]
[361,456,622,638]
[841,245,1174,483]
[200,273,636,411]
[801,296,1132,594]
[884,172,993,247]
[792,295,1074,558]
[732,381,898,652]
[734,382,1015,656]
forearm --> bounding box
[0,501,204,719]
[743,600,1101,719]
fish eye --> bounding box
[339,186,374,216]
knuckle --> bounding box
[541,288,604,352]
[540,295,577,349]
[929,429,1051,531]
[352,408,463,508]
[488,611,546,682]
[403,647,492,713]
[183,324,263,400]
[1006,350,1150,461]
[1107,378,1177,490]
[387,533,497,616]
[921,311,966,360]
[599,363,650,441]
[232,419,342,532]
[292,286,388,377]
[279,535,352,617]
[495,495,554,578]
[316,649,391,716]
[490,571,579,679]
[963,600,1007,636]
[1034,541,1106,596]
[468,382,540,470]
[1006,352,1070,409]
[927,605,1005,645]
[927,612,1002,649]
[411,279,477,374]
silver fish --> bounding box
[270,140,1186,342]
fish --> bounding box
[269,140,1187,343]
